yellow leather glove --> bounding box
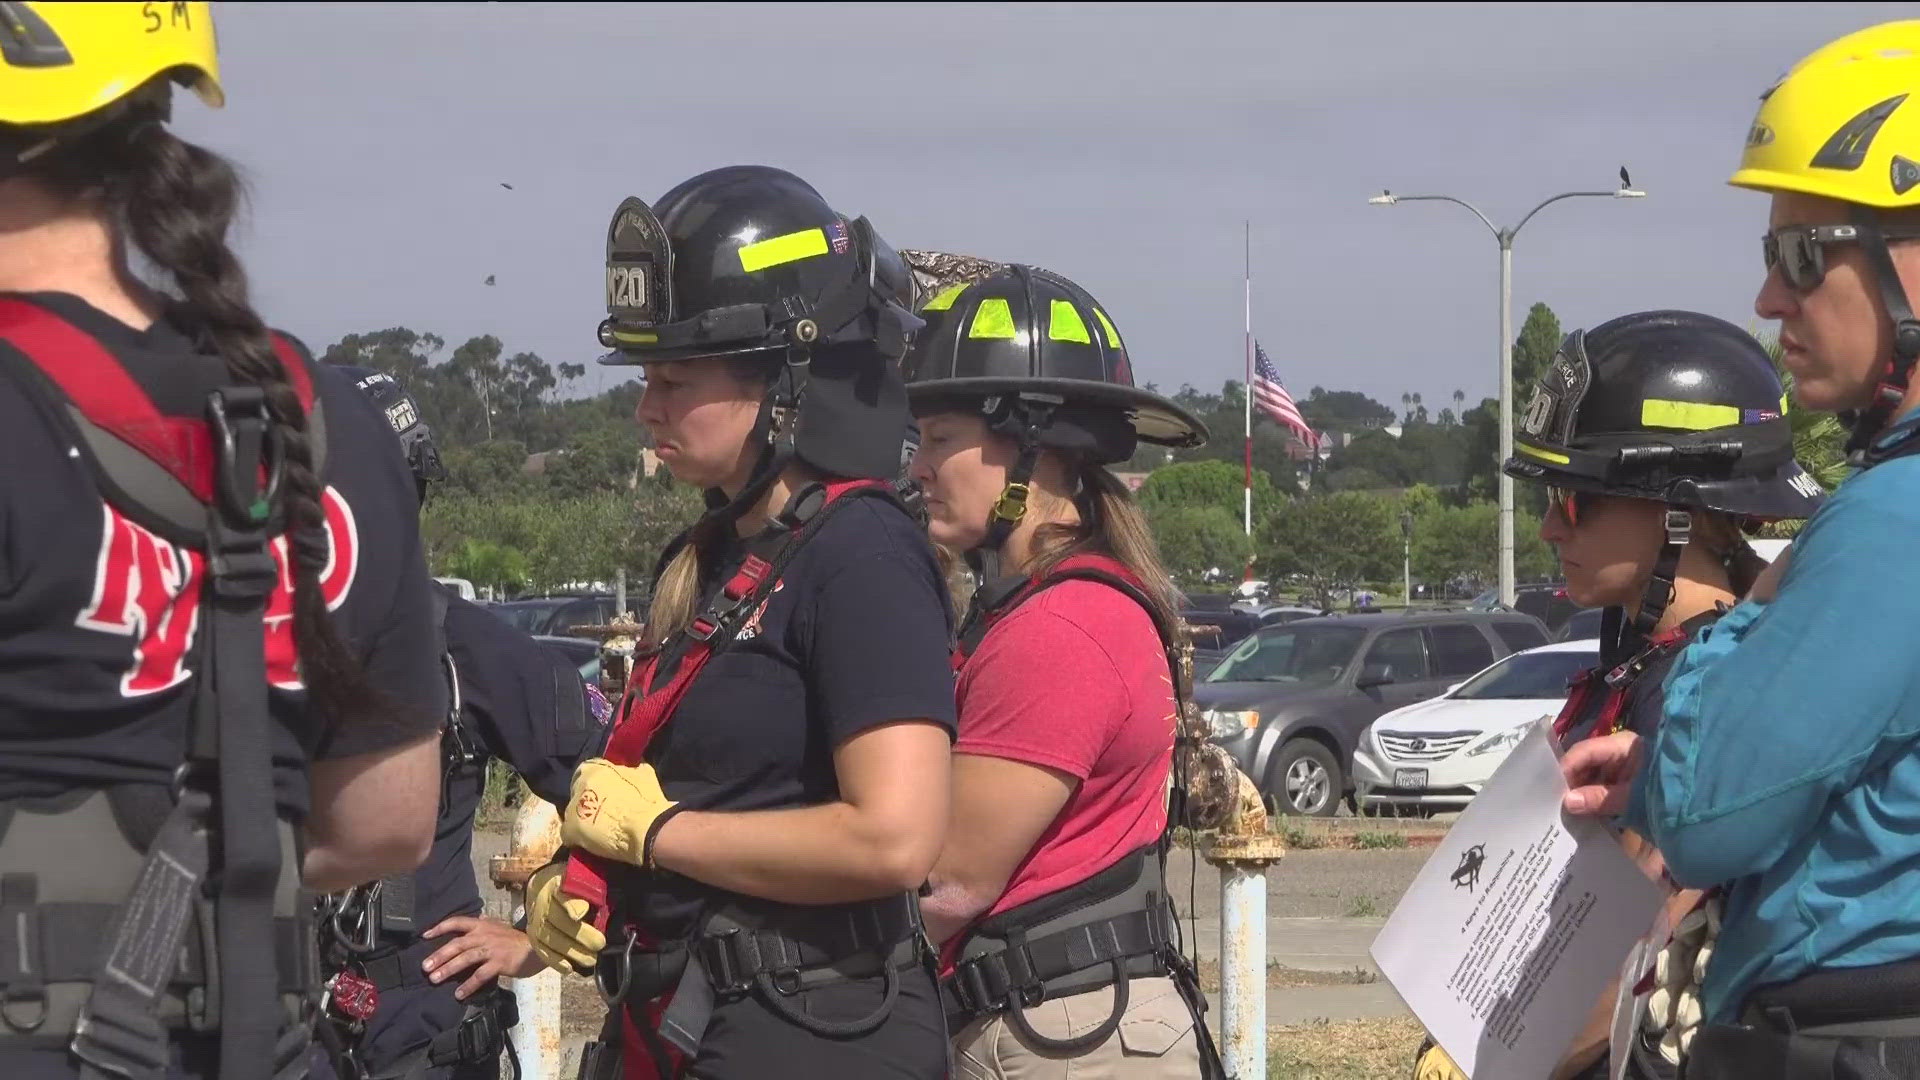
[560,758,682,869]
[525,862,605,976]
[1414,1041,1468,1080]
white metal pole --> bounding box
[1243,220,1253,539]
[1498,238,1516,608]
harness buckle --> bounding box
[1665,509,1693,546]
[699,929,751,996]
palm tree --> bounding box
[1400,392,1412,424]
[1453,389,1467,416]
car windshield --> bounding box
[1204,625,1367,685]
[489,601,565,635]
[1451,648,1597,700]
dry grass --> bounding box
[1268,1015,1427,1079]
[1195,959,1378,993]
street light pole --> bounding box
[1369,175,1644,607]
[1401,511,1413,608]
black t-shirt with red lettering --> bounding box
[614,493,958,940]
[0,293,447,815]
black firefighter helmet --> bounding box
[595,165,921,491]
[1503,309,1823,645]
[902,264,1207,549]
[333,365,447,501]
[1503,310,1823,520]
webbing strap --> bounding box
[205,386,287,1080]
[70,791,211,1079]
[949,907,1165,1016]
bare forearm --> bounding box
[651,802,938,906]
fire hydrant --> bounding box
[1199,769,1287,1080]
[489,797,566,1080]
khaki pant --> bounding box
[952,976,1202,1080]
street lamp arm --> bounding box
[1511,190,1622,242]
[1387,194,1502,241]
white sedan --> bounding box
[1350,639,1599,814]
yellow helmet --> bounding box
[1730,20,1920,208]
[0,1,221,127]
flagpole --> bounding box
[1243,221,1253,542]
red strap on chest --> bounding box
[561,478,887,931]
[1553,624,1694,744]
[0,298,314,502]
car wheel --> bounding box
[1269,739,1341,818]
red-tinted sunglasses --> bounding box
[1547,486,1585,526]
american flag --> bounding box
[1252,342,1319,449]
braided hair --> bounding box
[27,83,378,724]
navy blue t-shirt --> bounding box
[404,592,600,929]
[0,293,447,814]
[619,492,957,939]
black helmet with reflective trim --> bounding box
[333,365,446,500]
[595,165,920,366]
[593,165,923,506]
[902,265,1207,460]
[900,262,1206,553]
[1503,310,1823,521]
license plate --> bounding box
[1394,768,1428,790]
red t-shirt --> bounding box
[954,578,1174,926]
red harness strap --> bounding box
[1551,624,1693,743]
[0,298,313,501]
[555,478,890,1080]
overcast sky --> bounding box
[175,2,1915,415]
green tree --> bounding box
[1512,301,1563,398]
[1299,387,1395,433]
[1259,492,1399,607]
[1153,507,1252,587]
[1324,429,1412,487]
[1138,459,1283,531]
[1400,483,1444,522]
[440,538,531,595]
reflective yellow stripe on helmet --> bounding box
[1641,399,1742,431]
[1048,300,1091,344]
[1516,442,1571,465]
[737,228,828,273]
[1093,308,1123,350]
[969,298,1017,340]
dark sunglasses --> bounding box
[1762,224,1866,293]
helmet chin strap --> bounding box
[1842,206,1920,462]
[698,348,811,535]
[1625,508,1691,652]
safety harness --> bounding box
[562,479,933,1080]
[313,588,530,1080]
[0,297,322,1078]
[941,553,1224,1077]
